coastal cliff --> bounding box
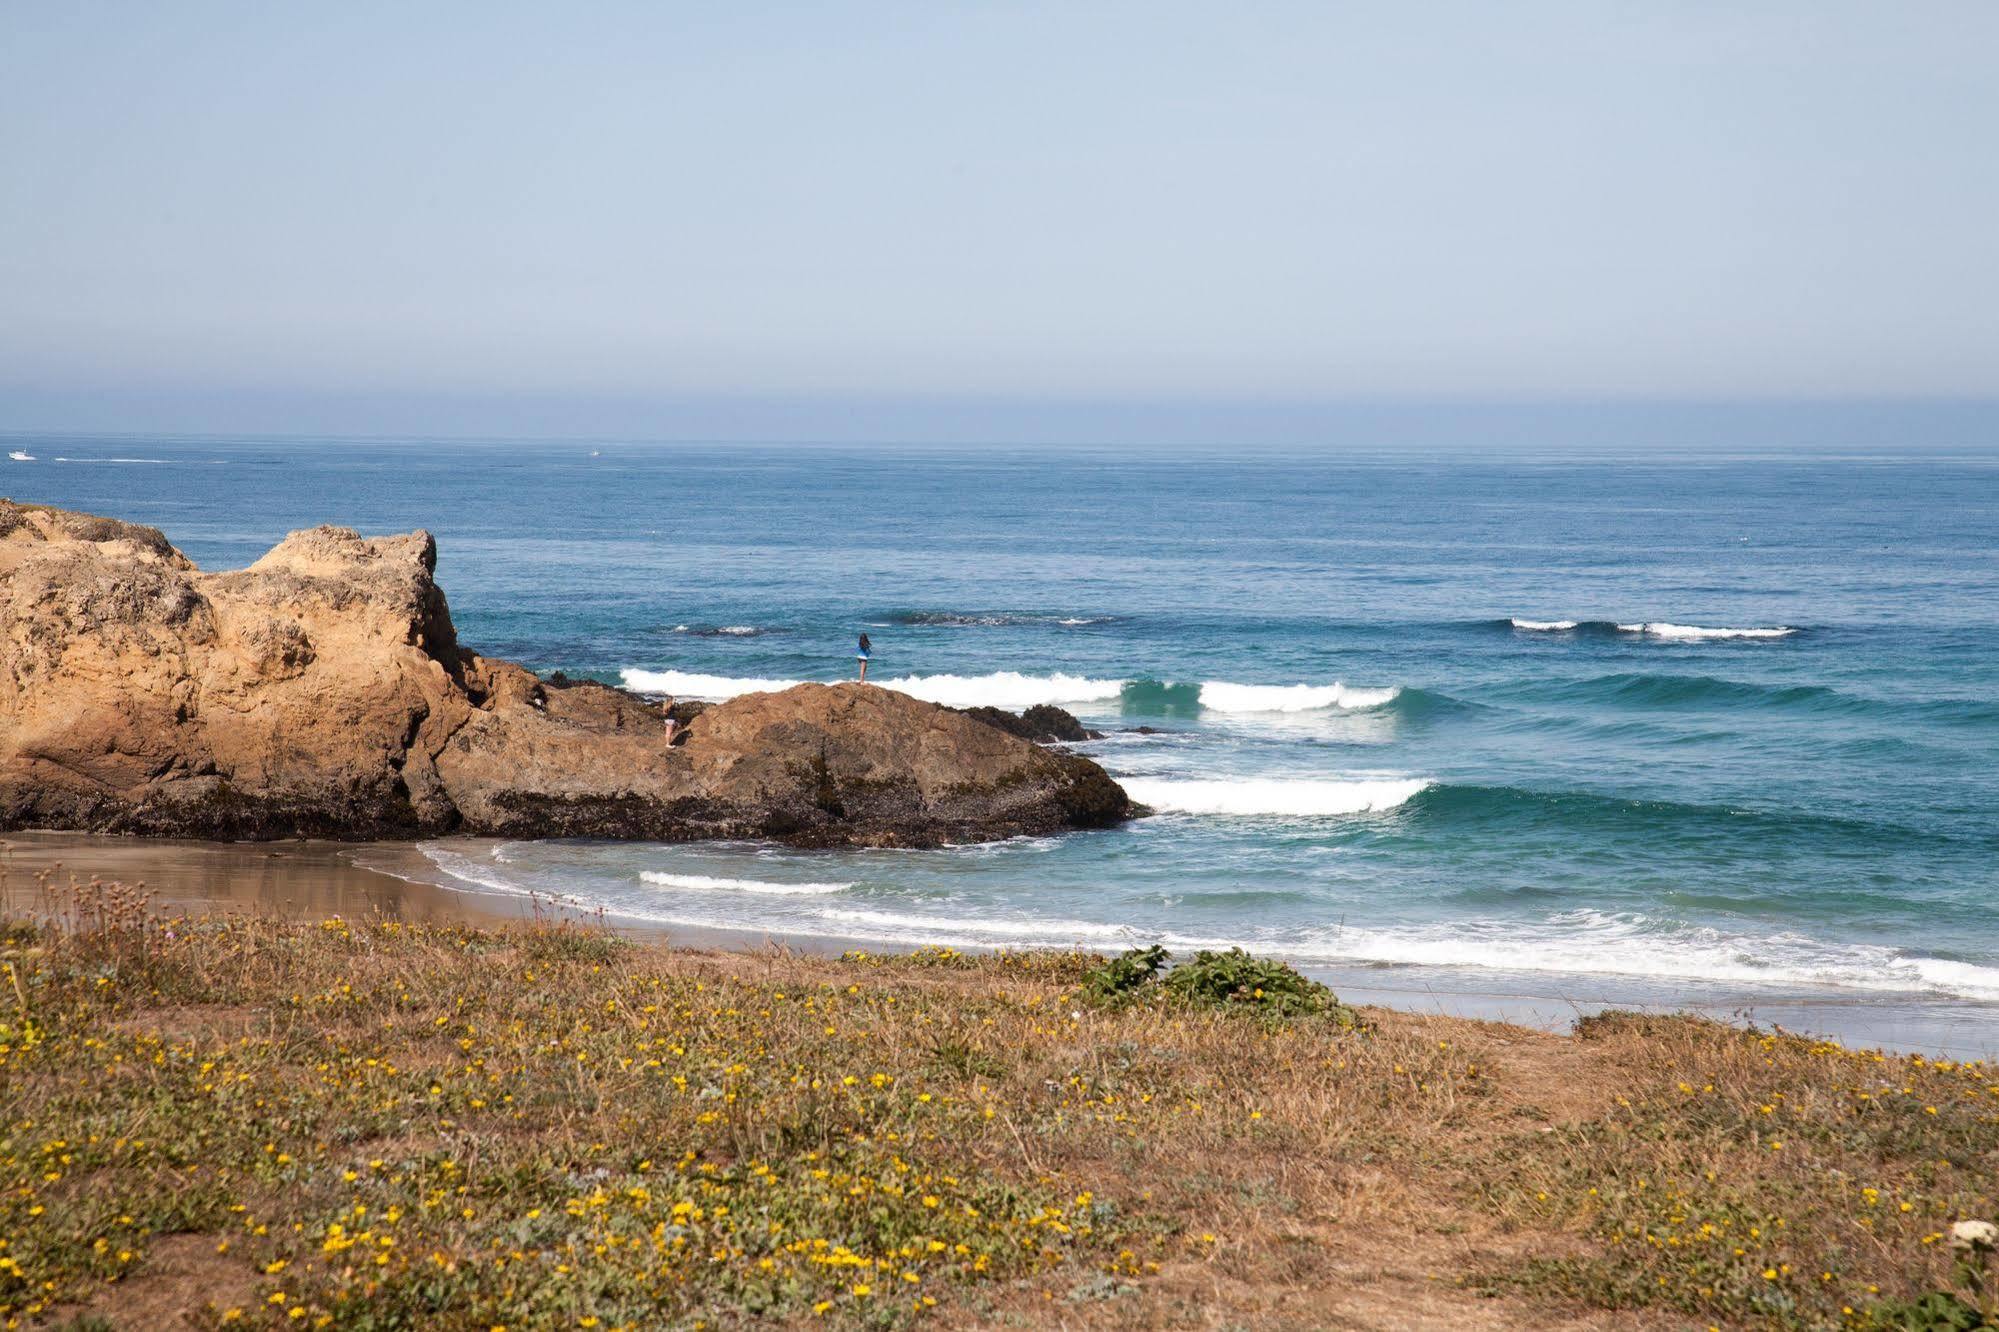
[0,500,1131,845]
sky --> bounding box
[3,2,1997,443]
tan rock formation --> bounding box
[0,500,1131,845]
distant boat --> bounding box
[7,450,34,461]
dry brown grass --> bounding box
[0,884,1993,1330]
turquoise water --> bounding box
[8,434,1999,1028]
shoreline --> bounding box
[5,829,1993,1059]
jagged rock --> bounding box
[959,703,1103,743]
[0,500,1132,847]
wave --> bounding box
[669,624,769,637]
[420,846,538,896]
[639,871,850,896]
[1380,686,1483,721]
[1496,672,1999,727]
[1401,782,1938,851]
[1113,678,1402,716]
[620,668,1405,717]
[1262,911,1999,1002]
[1195,681,1401,712]
[787,904,1999,1002]
[1487,618,1799,641]
[1521,671,1847,713]
[819,906,1135,943]
[620,667,1128,710]
[890,611,1118,628]
[622,669,804,698]
[1618,622,1797,640]
[1123,776,1430,816]
[881,672,1129,709]
[408,846,1999,1002]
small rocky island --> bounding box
[0,500,1132,846]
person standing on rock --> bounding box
[856,632,872,683]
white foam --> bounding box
[874,671,1126,709]
[621,669,1399,714]
[622,669,803,698]
[1900,956,1999,1000]
[714,626,759,636]
[409,846,1999,1003]
[1510,618,1578,631]
[1263,913,1999,1002]
[640,871,850,896]
[1617,622,1797,640]
[421,846,535,896]
[1196,681,1401,713]
[818,905,1135,943]
[619,668,1126,710]
[1122,776,1430,816]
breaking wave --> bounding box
[1254,912,1999,1001]
[1195,681,1401,712]
[639,871,850,896]
[620,669,1401,716]
[622,669,804,698]
[1490,618,1798,640]
[620,668,1127,709]
[1122,776,1430,816]
[1115,679,1403,715]
[890,611,1118,628]
[878,672,1129,709]
[406,845,1999,1002]
[1618,622,1798,640]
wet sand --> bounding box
[5,830,1992,1058]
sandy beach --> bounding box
[7,830,1992,1060]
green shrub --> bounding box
[1864,1231,1998,1330]
[1163,948,1358,1025]
[1862,1292,1990,1331]
[1081,945,1358,1026]
[1082,945,1169,1001]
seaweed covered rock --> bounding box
[958,703,1103,743]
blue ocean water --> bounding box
[8,434,1999,1027]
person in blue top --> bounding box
[856,632,872,682]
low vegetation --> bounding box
[1,876,1994,1329]
[1082,945,1361,1027]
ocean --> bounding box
[8,433,1998,1048]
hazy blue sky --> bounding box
[3,2,1996,441]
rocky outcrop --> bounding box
[959,703,1103,743]
[0,501,1132,847]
